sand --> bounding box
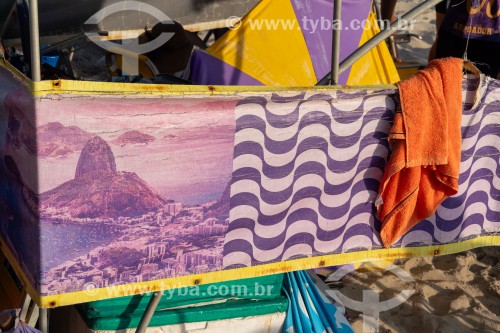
[332,247,500,332]
[390,0,436,63]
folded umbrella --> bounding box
[282,271,354,333]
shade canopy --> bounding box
[188,0,400,86]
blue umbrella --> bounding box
[282,271,354,333]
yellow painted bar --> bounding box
[10,235,499,308]
[2,59,396,97]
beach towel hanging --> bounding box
[376,58,464,247]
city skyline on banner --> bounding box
[1,88,237,295]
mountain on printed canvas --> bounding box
[37,122,93,158]
[204,182,230,220]
[41,136,166,218]
[112,130,156,147]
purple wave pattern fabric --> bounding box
[223,76,500,267]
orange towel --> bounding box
[376,57,463,248]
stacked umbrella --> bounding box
[282,271,354,333]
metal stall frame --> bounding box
[13,0,465,332]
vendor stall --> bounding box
[0,0,498,332]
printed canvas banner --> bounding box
[0,64,498,307]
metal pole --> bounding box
[39,308,48,333]
[136,291,163,333]
[28,0,41,81]
[330,0,342,85]
[317,0,444,85]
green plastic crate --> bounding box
[76,274,287,330]
[82,297,288,330]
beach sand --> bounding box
[336,247,500,332]
[391,0,436,64]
